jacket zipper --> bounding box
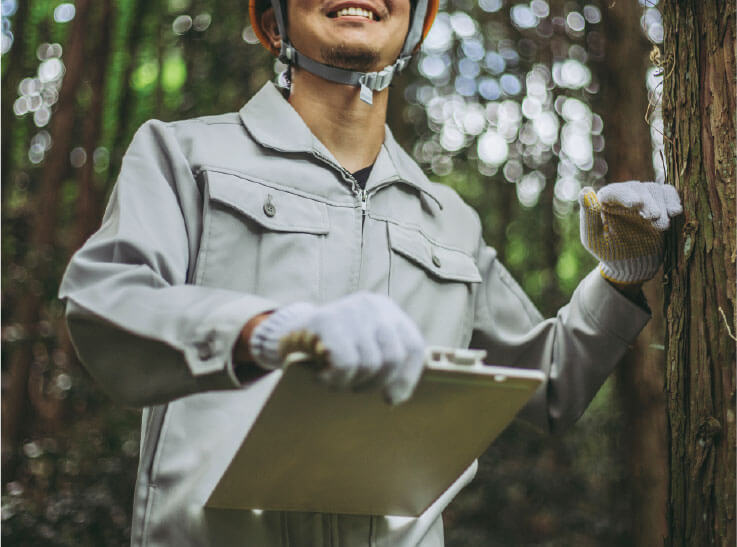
[311,150,364,205]
[311,150,366,290]
[360,188,368,214]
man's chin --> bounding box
[321,44,381,73]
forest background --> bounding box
[1,0,730,545]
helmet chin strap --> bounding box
[279,41,410,105]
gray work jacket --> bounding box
[59,82,650,547]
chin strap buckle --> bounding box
[357,57,410,105]
[358,68,392,105]
[359,82,374,105]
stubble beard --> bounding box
[321,43,380,72]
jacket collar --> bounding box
[239,82,443,207]
[239,82,314,153]
[376,127,442,208]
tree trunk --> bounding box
[1,0,93,463]
[662,1,736,545]
[108,0,153,191]
[1,0,30,205]
[74,0,114,248]
[539,173,560,310]
[599,1,668,545]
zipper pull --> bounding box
[361,189,368,213]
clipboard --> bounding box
[205,347,544,516]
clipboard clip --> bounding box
[426,347,487,368]
[279,335,490,376]
[426,347,510,383]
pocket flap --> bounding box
[205,171,330,234]
[388,223,481,283]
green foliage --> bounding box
[161,52,187,93]
[131,58,159,91]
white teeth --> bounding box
[335,7,374,19]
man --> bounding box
[59,0,682,544]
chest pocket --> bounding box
[195,170,329,303]
[387,222,481,347]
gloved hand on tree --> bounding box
[249,292,426,405]
[579,181,682,284]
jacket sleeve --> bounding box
[470,243,651,434]
[58,120,276,408]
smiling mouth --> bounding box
[328,7,379,21]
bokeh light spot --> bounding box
[554,176,580,202]
[484,51,506,75]
[459,58,480,78]
[479,78,501,101]
[38,58,63,83]
[455,76,477,96]
[192,13,211,32]
[53,3,75,23]
[172,15,193,35]
[420,55,450,79]
[478,0,503,13]
[242,25,259,44]
[441,124,466,152]
[132,60,159,90]
[500,73,522,95]
[510,4,537,30]
[517,171,545,207]
[161,55,187,92]
[553,59,591,89]
[423,15,452,51]
[450,12,477,38]
[503,159,523,182]
[70,147,87,168]
[566,12,586,32]
[2,0,18,17]
[33,107,50,127]
[583,5,601,24]
[530,0,549,18]
[478,130,509,166]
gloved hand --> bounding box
[579,181,682,284]
[249,292,426,404]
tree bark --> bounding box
[2,0,93,462]
[107,0,153,191]
[75,0,114,248]
[662,1,736,545]
[599,1,668,545]
[1,0,30,205]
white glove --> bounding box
[249,292,426,404]
[579,181,682,284]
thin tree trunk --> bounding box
[662,1,736,545]
[155,5,166,117]
[108,0,153,192]
[599,1,668,545]
[75,0,115,248]
[1,0,30,205]
[2,0,93,463]
[539,173,560,311]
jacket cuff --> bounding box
[249,302,316,370]
[576,269,651,344]
[183,295,277,389]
